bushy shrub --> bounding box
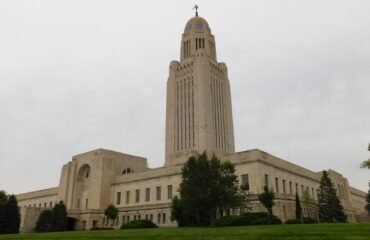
[214,212,281,226]
[120,220,158,229]
[285,218,316,224]
[250,215,281,225]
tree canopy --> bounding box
[171,152,246,226]
[365,182,370,216]
[0,193,20,234]
[258,186,275,223]
[104,204,119,226]
[295,193,302,220]
[317,171,347,223]
[51,201,68,232]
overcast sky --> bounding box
[0,0,369,194]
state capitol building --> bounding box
[16,13,367,232]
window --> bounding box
[116,192,121,205]
[301,185,304,196]
[150,214,153,221]
[127,216,130,223]
[264,174,269,187]
[275,178,279,193]
[44,202,47,207]
[312,188,314,200]
[282,180,286,194]
[77,199,80,208]
[295,183,298,194]
[157,213,161,223]
[135,189,140,203]
[162,213,166,224]
[85,198,88,209]
[167,185,173,199]
[156,186,161,201]
[241,174,250,191]
[146,188,150,202]
[49,201,53,208]
[289,181,292,194]
[126,191,130,204]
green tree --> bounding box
[51,201,67,232]
[104,204,119,226]
[171,152,245,226]
[365,182,370,215]
[302,189,310,217]
[0,191,9,234]
[361,144,370,168]
[35,209,53,232]
[258,186,275,223]
[2,195,20,234]
[317,171,347,223]
[295,193,302,220]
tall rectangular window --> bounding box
[282,180,286,194]
[116,192,121,205]
[167,185,173,200]
[77,199,80,208]
[156,186,161,201]
[85,198,88,209]
[145,188,150,202]
[126,191,130,204]
[275,178,279,193]
[162,213,166,224]
[295,183,298,194]
[264,174,269,187]
[312,188,315,200]
[289,181,292,194]
[157,213,161,224]
[135,189,140,203]
[301,185,304,196]
[241,174,250,191]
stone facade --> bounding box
[16,15,368,232]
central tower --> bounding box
[165,15,235,166]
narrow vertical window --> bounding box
[135,189,140,203]
[241,174,250,191]
[264,174,269,187]
[157,213,161,224]
[167,185,173,199]
[85,198,88,209]
[126,191,130,204]
[116,192,121,205]
[275,178,279,193]
[146,188,150,202]
[156,186,161,201]
[282,180,286,194]
[289,181,292,194]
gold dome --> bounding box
[184,16,211,33]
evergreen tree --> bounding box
[295,193,302,219]
[51,201,67,231]
[104,204,118,226]
[35,210,53,232]
[2,195,20,234]
[365,182,370,215]
[0,191,8,234]
[258,186,275,223]
[171,152,245,226]
[317,171,347,223]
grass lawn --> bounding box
[0,223,369,240]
